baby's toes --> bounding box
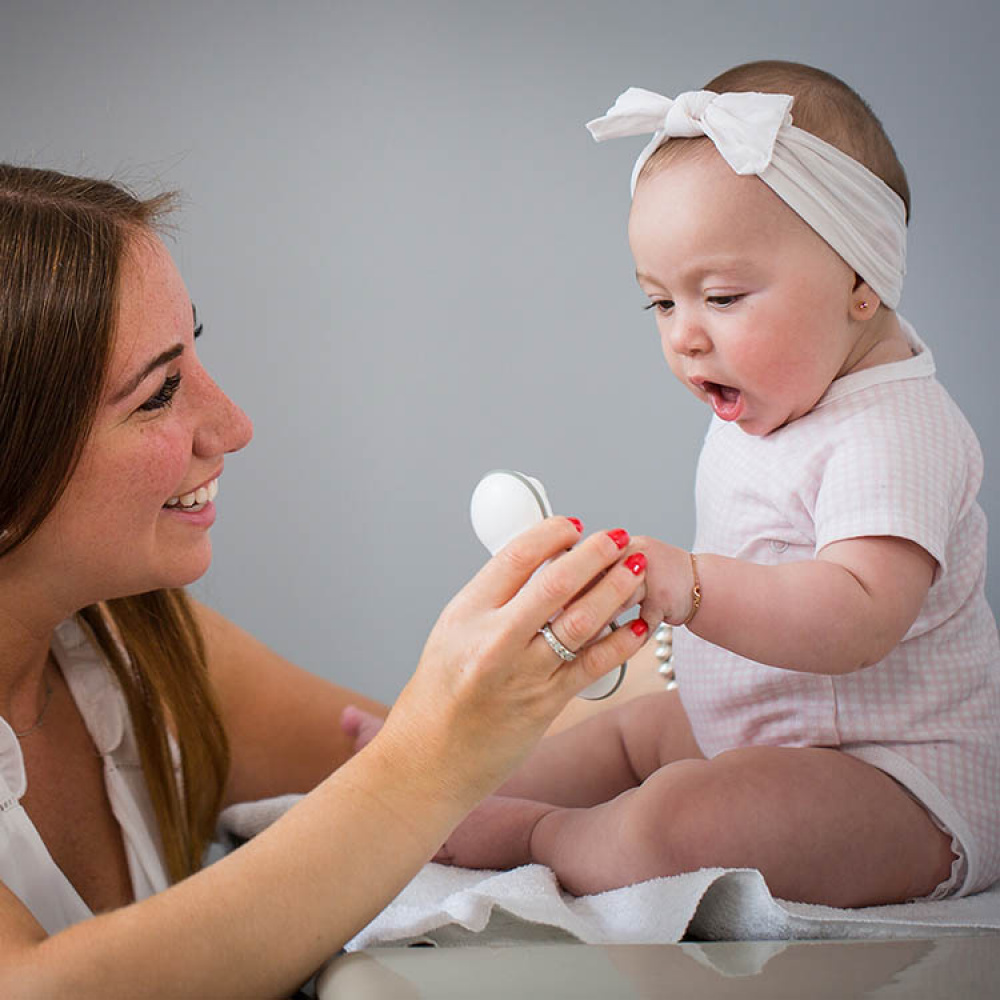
[434,795,552,872]
[340,705,385,752]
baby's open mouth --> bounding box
[700,381,744,421]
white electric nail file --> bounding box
[470,470,627,700]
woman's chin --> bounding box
[136,545,214,595]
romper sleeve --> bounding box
[811,379,982,576]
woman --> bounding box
[0,165,650,995]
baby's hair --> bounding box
[641,60,911,222]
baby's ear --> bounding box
[850,276,881,320]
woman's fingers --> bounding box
[526,547,648,663]
[460,516,585,610]
[438,517,649,704]
[506,527,634,632]
[565,614,650,697]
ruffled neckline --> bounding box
[0,618,127,801]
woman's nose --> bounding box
[191,370,253,458]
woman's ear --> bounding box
[851,275,881,321]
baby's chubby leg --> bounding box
[498,687,702,807]
[530,747,956,905]
[341,686,698,796]
[436,689,701,871]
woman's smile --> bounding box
[164,476,220,512]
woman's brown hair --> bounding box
[0,164,228,882]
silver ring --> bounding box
[538,623,577,662]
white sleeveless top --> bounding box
[0,618,171,934]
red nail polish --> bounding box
[567,517,583,533]
[625,552,646,575]
[630,619,649,637]
[608,528,629,549]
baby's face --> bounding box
[629,150,863,436]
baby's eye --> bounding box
[707,294,741,308]
[138,372,182,413]
[643,299,674,314]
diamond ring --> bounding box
[538,623,577,662]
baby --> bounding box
[419,61,1000,907]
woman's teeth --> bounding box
[164,478,219,511]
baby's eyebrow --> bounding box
[636,259,755,286]
[634,270,664,288]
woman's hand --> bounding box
[0,519,648,998]
[373,517,651,805]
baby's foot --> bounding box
[340,705,385,753]
[436,795,556,871]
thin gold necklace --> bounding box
[14,661,54,738]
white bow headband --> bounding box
[586,88,907,309]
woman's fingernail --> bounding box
[607,528,630,549]
[567,517,583,533]
[630,619,649,637]
[625,552,646,575]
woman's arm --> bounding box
[194,600,388,807]
[0,520,650,997]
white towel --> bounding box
[215,797,1000,949]
[344,863,1000,950]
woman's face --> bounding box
[25,233,253,610]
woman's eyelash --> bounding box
[643,300,673,312]
[138,372,182,412]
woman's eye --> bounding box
[643,299,674,314]
[708,294,740,308]
[138,372,182,412]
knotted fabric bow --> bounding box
[586,87,907,309]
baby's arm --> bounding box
[631,534,936,675]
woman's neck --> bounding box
[0,633,56,733]
[0,578,67,727]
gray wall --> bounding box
[2,0,996,704]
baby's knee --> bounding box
[616,759,721,877]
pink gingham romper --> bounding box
[673,321,1000,897]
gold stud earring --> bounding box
[858,301,868,311]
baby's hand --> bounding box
[621,536,698,628]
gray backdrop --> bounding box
[2,0,996,704]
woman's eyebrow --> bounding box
[111,344,185,403]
